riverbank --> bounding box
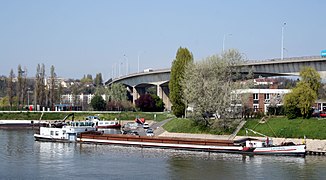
[159,131,326,152]
[0,111,173,122]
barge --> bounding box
[0,120,48,128]
[77,134,306,156]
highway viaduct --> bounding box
[106,56,326,111]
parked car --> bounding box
[146,128,154,136]
[123,130,139,136]
[143,123,149,129]
[320,111,326,118]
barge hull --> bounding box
[77,134,306,156]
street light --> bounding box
[124,54,129,75]
[137,51,145,73]
[281,22,286,60]
[222,33,232,53]
[27,88,33,109]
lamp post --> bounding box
[27,88,33,110]
[124,54,129,75]
[281,22,286,60]
[222,33,232,53]
[137,51,145,73]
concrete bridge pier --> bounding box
[156,83,171,111]
[132,86,146,104]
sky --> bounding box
[0,0,325,80]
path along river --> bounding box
[1,128,326,180]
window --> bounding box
[264,93,270,100]
[253,105,259,112]
[253,93,259,100]
[50,131,54,136]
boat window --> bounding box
[55,131,59,136]
[50,131,54,135]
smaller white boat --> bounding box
[34,121,97,142]
[95,120,121,129]
[236,137,306,156]
[88,116,121,129]
[237,128,306,156]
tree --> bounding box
[90,95,106,111]
[107,83,127,102]
[182,49,248,128]
[283,89,302,119]
[169,47,193,117]
[105,83,127,111]
[34,64,46,108]
[94,73,103,86]
[21,67,27,106]
[70,83,81,107]
[17,65,23,108]
[49,65,57,110]
[284,66,320,119]
[151,94,165,112]
[135,94,156,112]
[296,82,317,118]
[7,69,15,110]
[300,66,321,93]
[81,74,93,84]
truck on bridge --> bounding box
[321,50,326,58]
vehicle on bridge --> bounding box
[321,50,326,58]
[143,68,153,72]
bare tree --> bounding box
[34,64,46,110]
[34,64,41,109]
[7,69,15,110]
[39,64,46,108]
[17,65,23,108]
[49,65,56,110]
[22,67,28,106]
[182,49,250,130]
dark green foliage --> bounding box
[284,92,302,119]
[135,94,155,112]
[94,73,103,86]
[151,94,165,112]
[90,95,106,111]
[267,105,285,116]
[81,74,93,84]
[169,47,193,117]
[283,67,320,119]
[135,94,165,112]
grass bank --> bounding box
[238,117,326,139]
[163,117,326,140]
[0,111,173,122]
[163,118,230,135]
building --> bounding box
[61,93,106,105]
[235,89,291,113]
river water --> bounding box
[1,129,326,180]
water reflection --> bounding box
[97,128,121,134]
[1,129,326,180]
